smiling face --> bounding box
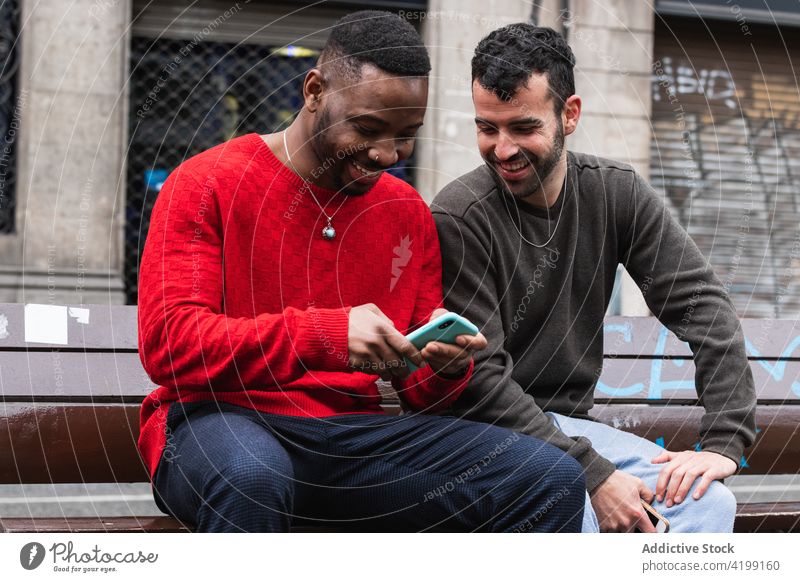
[306,63,427,196]
[472,72,579,204]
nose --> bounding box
[493,131,519,161]
[369,141,399,167]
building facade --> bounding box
[0,0,797,318]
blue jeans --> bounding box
[152,402,585,532]
[546,412,737,533]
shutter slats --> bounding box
[651,17,800,317]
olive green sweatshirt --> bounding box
[432,151,757,492]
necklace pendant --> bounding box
[322,223,336,240]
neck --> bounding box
[520,154,567,209]
[274,118,337,190]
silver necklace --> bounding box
[282,129,342,240]
[506,177,568,249]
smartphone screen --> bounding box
[641,500,670,533]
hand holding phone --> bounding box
[641,499,670,533]
[348,303,426,380]
[404,311,483,373]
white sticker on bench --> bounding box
[68,307,90,325]
[24,304,68,345]
[0,313,8,339]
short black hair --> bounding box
[320,10,431,81]
[472,24,575,112]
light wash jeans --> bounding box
[546,412,737,533]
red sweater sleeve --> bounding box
[391,209,474,412]
[137,167,351,392]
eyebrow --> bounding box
[353,114,423,131]
[353,114,423,130]
[352,114,389,127]
[474,116,544,127]
[510,117,544,127]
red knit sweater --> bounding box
[137,133,473,478]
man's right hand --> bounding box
[590,470,657,532]
[347,303,424,381]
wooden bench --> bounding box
[0,304,797,532]
[594,316,800,532]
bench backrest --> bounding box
[595,317,800,474]
[1,304,798,484]
[0,304,153,483]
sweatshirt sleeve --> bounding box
[390,209,474,413]
[434,210,616,491]
[137,165,351,392]
[620,172,757,464]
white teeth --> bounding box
[501,160,529,171]
[352,160,378,177]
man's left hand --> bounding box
[652,450,738,507]
[420,308,487,377]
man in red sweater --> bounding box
[137,10,585,532]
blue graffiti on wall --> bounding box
[597,324,800,398]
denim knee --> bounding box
[212,444,294,501]
[692,480,737,533]
[524,444,585,498]
[499,438,585,532]
[199,446,295,532]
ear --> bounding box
[562,94,582,136]
[302,68,325,113]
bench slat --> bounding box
[0,352,156,399]
[0,304,138,350]
[1,503,797,532]
[592,404,800,474]
[597,358,800,401]
[2,305,796,359]
[603,317,800,358]
[0,404,146,483]
[3,350,798,403]
[0,516,189,533]
[2,403,797,484]
[733,502,800,533]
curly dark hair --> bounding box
[472,24,575,113]
[320,10,431,82]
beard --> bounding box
[309,106,371,197]
[488,115,565,200]
[309,107,343,191]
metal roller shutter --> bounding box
[125,1,426,303]
[131,1,427,46]
[650,16,800,318]
[127,1,357,303]
[132,1,355,47]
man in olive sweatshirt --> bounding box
[432,24,756,533]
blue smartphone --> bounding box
[403,312,480,372]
